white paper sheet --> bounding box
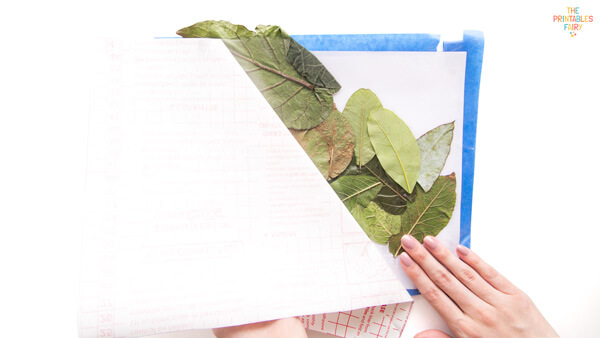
[79,39,414,338]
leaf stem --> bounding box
[365,166,409,202]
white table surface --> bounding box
[2,1,599,337]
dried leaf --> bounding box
[367,108,421,194]
[177,20,340,130]
[176,20,255,39]
[351,203,402,245]
[337,158,362,178]
[299,110,355,180]
[330,175,382,210]
[289,128,307,144]
[388,174,457,257]
[287,39,341,91]
[350,203,373,234]
[363,157,414,215]
[417,122,454,192]
[343,89,383,167]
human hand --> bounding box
[399,235,558,338]
[212,317,307,338]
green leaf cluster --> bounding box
[178,20,458,257]
[333,89,457,256]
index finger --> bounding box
[399,251,467,326]
[455,244,519,295]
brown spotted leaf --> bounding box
[297,110,355,180]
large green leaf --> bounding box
[297,110,355,180]
[417,122,454,192]
[367,108,421,194]
[388,174,457,257]
[351,203,402,245]
[343,89,383,167]
[330,175,382,210]
[177,21,340,130]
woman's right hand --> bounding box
[399,235,558,337]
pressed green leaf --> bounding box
[388,235,403,257]
[417,122,454,192]
[343,89,383,167]
[287,39,341,91]
[367,108,421,194]
[388,173,457,257]
[330,175,382,210]
[364,157,414,215]
[299,110,355,180]
[176,20,255,39]
[177,20,339,130]
[351,203,402,245]
[350,204,374,236]
[374,186,411,215]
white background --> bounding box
[1,0,599,337]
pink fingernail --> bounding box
[423,236,438,251]
[457,245,470,256]
[399,252,413,267]
[401,235,416,250]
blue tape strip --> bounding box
[444,31,484,250]
[291,34,440,51]
[296,31,484,296]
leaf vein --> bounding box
[273,86,303,110]
[365,165,408,202]
[231,50,314,89]
[260,78,288,92]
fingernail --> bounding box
[399,252,413,267]
[456,245,470,256]
[423,236,438,251]
[401,235,416,250]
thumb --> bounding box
[414,329,453,338]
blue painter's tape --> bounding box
[291,34,440,51]
[407,289,421,296]
[444,31,484,250]
[296,31,484,296]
